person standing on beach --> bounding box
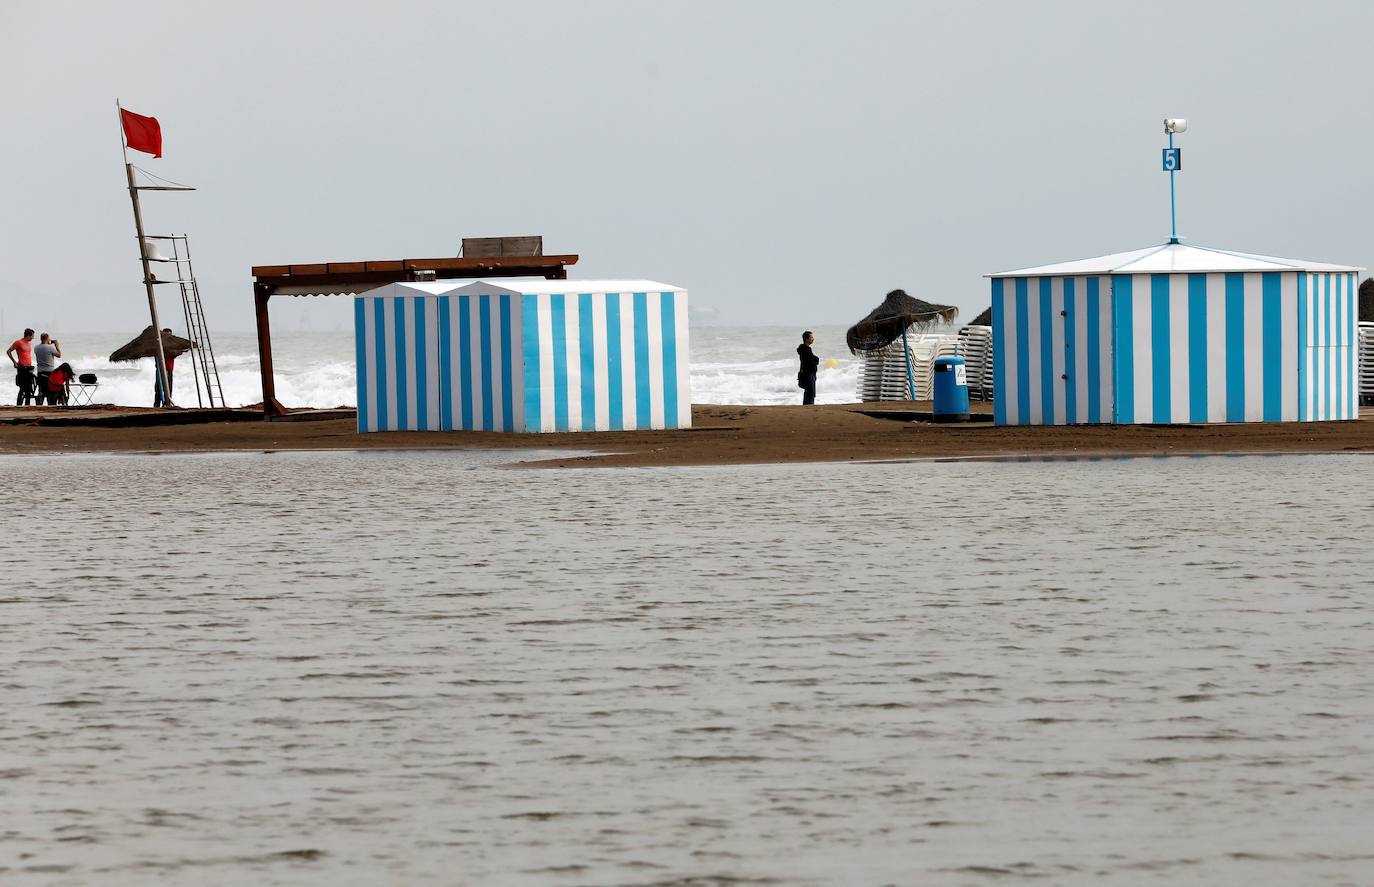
[797,330,820,405]
[7,328,36,405]
[33,333,60,405]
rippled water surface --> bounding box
[3,451,1373,886]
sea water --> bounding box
[42,324,864,410]
[2,451,1373,886]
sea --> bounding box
[39,324,863,410]
[2,449,1373,885]
[6,323,1374,885]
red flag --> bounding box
[120,108,162,158]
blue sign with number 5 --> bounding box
[1162,147,1181,171]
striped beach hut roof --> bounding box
[365,278,684,296]
[988,242,1363,278]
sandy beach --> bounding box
[2,402,1372,467]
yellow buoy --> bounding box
[823,358,840,369]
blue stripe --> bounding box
[1113,275,1134,423]
[1298,274,1308,420]
[523,295,541,431]
[660,293,679,429]
[578,294,596,429]
[1225,273,1245,423]
[1015,278,1030,425]
[1339,273,1348,418]
[479,296,494,430]
[991,279,1007,425]
[1342,273,1350,418]
[1262,272,1282,421]
[354,298,369,431]
[439,297,453,431]
[373,298,388,429]
[394,299,409,430]
[1345,274,1353,418]
[633,292,651,429]
[458,297,473,430]
[1086,278,1101,423]
[1063,278,1077,424]
[1351,274,1358,419]
[1187,274,1208,423]
[551,294,569,431]
[1325,273,1333,421]
[1340,273,1347,418]
[414,298,428,430]
[606,295,623,430]
[1039,278,1054,423]
[1151,274,1170,423]
[500,297,514,431]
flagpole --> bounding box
[119,100,172,407]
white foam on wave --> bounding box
[689,357,860,405]
[49,326,861,408]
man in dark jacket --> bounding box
[797,330,820,405]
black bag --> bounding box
[79,373,97,384]
[797,372,805,389]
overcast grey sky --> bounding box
[2,0,1371,334]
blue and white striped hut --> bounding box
[354,278,690,433]
[987,242,1363,426]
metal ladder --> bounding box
[147,234,225,408]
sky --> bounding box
[2,0,1372,335]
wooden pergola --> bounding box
[251,253,577,417]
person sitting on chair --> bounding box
[44,362,75,406]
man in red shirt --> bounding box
[7,328,36,405]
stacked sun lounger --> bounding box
[856,331,961,401]
[1360,322,1374,405]
[857,338,917,400]
[956,325,995,401]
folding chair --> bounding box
[66,373,99,406]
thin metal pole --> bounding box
[173,237,205,408]
[1168,130,1178,244]
[181,236,223,407]
[901,326,916,401]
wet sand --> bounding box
[2,403,1372,467]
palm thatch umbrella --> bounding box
[109,326,196,363]
[846,289,958,401]
[846,290,959,354]
[968,306,992,327]
[1360,277,1374,323]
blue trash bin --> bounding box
[932,356,970,422]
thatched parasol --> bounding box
[968,306,992,327]
[1361,277,1374,323]
[846,289,958,354]
[109,326,196,363]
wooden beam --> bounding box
[251,254,577,279]
[253,284,287,418]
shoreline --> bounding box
[2,403,1372,467]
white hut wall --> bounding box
[991,275,1114,426]
[519,290,691,433]
[355,285,691,434]
[1110,272,1295,424]
[1299,271,1360,421]
[430,292,526,432]
[1111,271,1359,424]
[354,292,442,432]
